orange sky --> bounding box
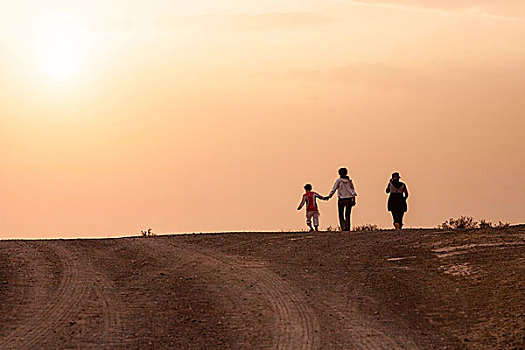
[1,1,524,238]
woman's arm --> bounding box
[349,180,357,197]
[404,186,409,199]
[327,179,339,199]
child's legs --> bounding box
[312,211,320,227]
[306,211,314,227]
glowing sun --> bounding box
[33,15,93,82]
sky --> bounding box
[1,1,524,238]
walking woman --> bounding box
[326,167,357,231]
[386,172,409,230]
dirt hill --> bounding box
[1,226,524,349]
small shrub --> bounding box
[141,228,155,237]
[478,219,493,229]
[495,221,510,229]
[353,224,379,232]
[325,225,337,232]
[439,216,478,230]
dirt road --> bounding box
[1,226,524,349]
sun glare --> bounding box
[33,14,93,82]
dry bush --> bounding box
[495,221,510,229]
[478,219,493,229]
[439,216,478,230]
[353,224,379,232]
[325,225,338,232]
[439,217,510,230]
[141,228,155,237]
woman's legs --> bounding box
[337,199,346,230]
[344,202,352,230]
[338,198,353,231]
[392,211,405,229]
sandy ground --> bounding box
[0,226,524,349]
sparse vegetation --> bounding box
[478,219,493,229]
[495,221,510,229]
[353,224,379,232]
[325,225,338,232]
[439,216,478,230]
[439,216,510,230]
[141,228,155,237]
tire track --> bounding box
[0,241,124,349]
[142,238,321,350]
[0,243,44,337]
[86,258,126,348]
[257,269,320,350]
[322,304,417,350]
[0,241,89,349]
[195,239,418,350]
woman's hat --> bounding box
[392,172,400,178]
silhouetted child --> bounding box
[297,184,326,231]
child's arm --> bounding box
[314,192,328,201]
[297,195,306,210]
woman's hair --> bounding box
[338,167,348,176]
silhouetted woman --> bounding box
[386,172,408,230]
[327,167,357,231]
